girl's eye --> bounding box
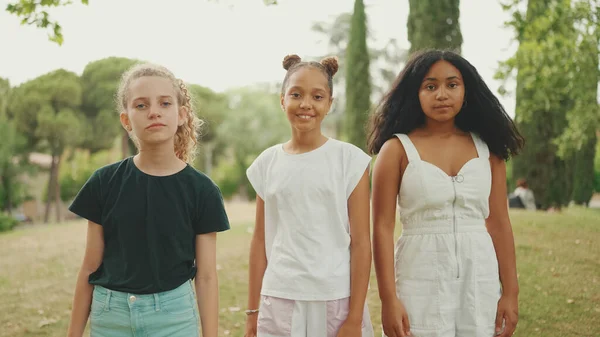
[162,101,172,107]
[136,103,146,109]
[291,93,300,98]
[426,85,435,90]
[315,95,323,100]
[449,83,458,88]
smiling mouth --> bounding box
[296,115,315,120]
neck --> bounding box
[287,128,328,154]
[134,141,185,176]
[422,118,459,137]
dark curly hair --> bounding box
[367,49,524,160]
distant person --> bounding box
[368,50,524,337]
[512,178,537,210]
[66,63,230,337]
[244,54,374,337]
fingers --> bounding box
[498,312,518,337]
[402,313,412,336]
[394,323,405,337]
[495,309,504,335]
[382,323,403,337]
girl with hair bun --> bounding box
[244,54,375,337]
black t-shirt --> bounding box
[68,157,230,294]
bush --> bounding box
[0,212,18,233]
[212,160,243,200]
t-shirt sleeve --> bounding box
[246,150,268,199]
[345,145,373,199]
[68,170,103,225]
[194,184,231,235]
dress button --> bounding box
[129,295,136,302]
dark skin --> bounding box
[372,60,518,337]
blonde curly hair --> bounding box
[116,63,203,163]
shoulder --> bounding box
[378,135,406,160]
[248,144,281,173]
[327,138,370,158]
[91,157,131,182]
[255,144,281,163]
[182,166,222,196]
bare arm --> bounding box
[486,155,519,336]
[345,168,372,324]
[67,221,104,337]
[247,196,267,313]
[195,232,219,337]
[372,139,403,305]
[486,156,519,296]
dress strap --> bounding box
[394,134,421,162]
[470,132,490,159]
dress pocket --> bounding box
[395,242,441,330]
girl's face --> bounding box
[120,76,187,147]
[281,67,333,133]
[418,60,465,124]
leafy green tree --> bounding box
[0,78,30,214]
[7,70,84,223]
[311,12,407,138]
[188,84,230,175]
[345,0,372,151]
[407,0,462,53]
[497,0,599,208]
[80,57,139,157]
[216,86,289,199]
[5,0,89,45]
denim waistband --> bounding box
[92,280,195,311]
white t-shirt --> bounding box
[246,138,372,301]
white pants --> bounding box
[257,295,374,337]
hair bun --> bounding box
[320,56,339,77]
[283,54,302,70]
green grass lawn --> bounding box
[0,207,598,336]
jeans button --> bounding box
[129,295,136,303]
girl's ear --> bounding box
[120,112,131,131]
[280,94,285,111]
[178,105,188,126]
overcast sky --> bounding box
[0,0,518,116]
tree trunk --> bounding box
[43,154,57,224]
[204,142,214,176]
[54,153,63,223]
[2,173,12,215]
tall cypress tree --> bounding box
[344,0,371,151]
[570,27,599,205]
[504,0,573,209]
[407,0,462,53]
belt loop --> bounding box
[104,290,111,311]
[154,293,160,312]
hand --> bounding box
[381,299,411,337]
[336,319,362,337]
[495,294,518,336]
[244,313,258,337]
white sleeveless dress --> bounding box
[391,132,501,337]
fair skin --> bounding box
[372,60,518,337]
[67,76,220,337]
[244,66,372,337]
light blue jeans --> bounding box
[90,280,199,337]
